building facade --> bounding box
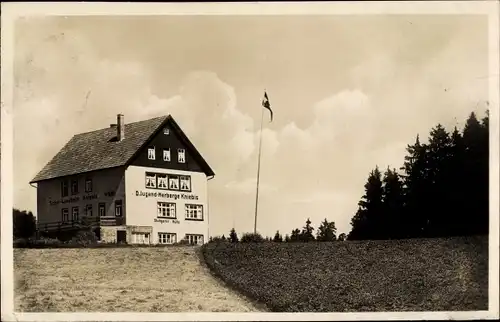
[30,114,215,245]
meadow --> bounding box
[202,236,489,312]
[14,246,260,312]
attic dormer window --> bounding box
[148,147,156,160]
[178,149,185,163]
[163,128,169,135]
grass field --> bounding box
[14,246,261,312]
[202,236,489,312]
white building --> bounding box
[30,114,215,245]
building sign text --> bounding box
[135,190,199,201]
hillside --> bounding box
[202,236,488,312]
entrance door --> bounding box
[117,230,127,244]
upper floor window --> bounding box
[148,147,156,160]
[180,176,191,191]
[157,174,168,189]
[61,180,69,198]
[71,179,79,195]
[178,149,186,163]
[98,203,106,217]
[145,173,157,188]
[163,127,170,135]
[163,149,171,162]
[157,202,176,219]
[85,178,93,193]
[185,204,203,221]
[168,175,179,190]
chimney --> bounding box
[117,114,124,141]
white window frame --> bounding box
[115,200,123,217]
[158,232,177,244]
[62,208,69,222]
[85,178,92,192]
[186,234,204,245]
[178,149,186,163]
[163,127,170,135]
[85,204,93,217]
[168,175,180,190]
[72,207,79,221]
[180,176,191,191]
[185,204,203,221]
[132,232,150,244]
[157,174,168,189]
[148,147,156,160]
[145,173,157,188]
[163,149,171,162]
[157,202,176,219]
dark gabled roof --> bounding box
[30,115,215,183]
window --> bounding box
[85,178,93,192]
[163,127,170,135]
[148,147,156,160]
[145,173,157,188]
[61,208,69,222]
[85,204,93,217]
[180,176,191,191]
[157,174,168,189]
[163,149,171,162]
[132,233,150,244]
[157,202,176,219]
[168,175,179,190]
[185,204,203,221]
[178,149,186,163]
[71,179,79,195]
[98,203,106,217]
[72,207,79,221]
[186,234,204,245]
[115,200,123,217]
[61,180,69,197]
[158,232,177,244]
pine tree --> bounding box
[316,218,337,241]
[350,167,384,240]
[229,228,239,243]
[284,234,291,242]
[381,167,404,239]
[299,218,315,242]
[290,228,301,242]
[273,230,283,242]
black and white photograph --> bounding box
[1,1,499,321]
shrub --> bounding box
[240,232,265,243]
[70,230,99,246]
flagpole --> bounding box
[254,107,265,234]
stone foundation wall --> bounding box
[100,226,118,243]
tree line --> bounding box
[210,217,347,243]
[348,110,489,240]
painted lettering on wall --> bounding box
[154,218,181,224]
[104,191,116,197]
[49,196,80,206]
[83,193,98,201]
[135,190,199,201]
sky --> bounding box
[12,14,490,237]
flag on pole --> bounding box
[262,91,273,122]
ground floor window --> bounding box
[132,232,150,244]
[157,202,176,218]
[185,234,204,245]
[115,200,123,217]
[185,204,203,221]
[72,206,79,221]
[61,208,69,222]
[158,232,177,244]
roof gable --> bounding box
[30,115,215,183]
